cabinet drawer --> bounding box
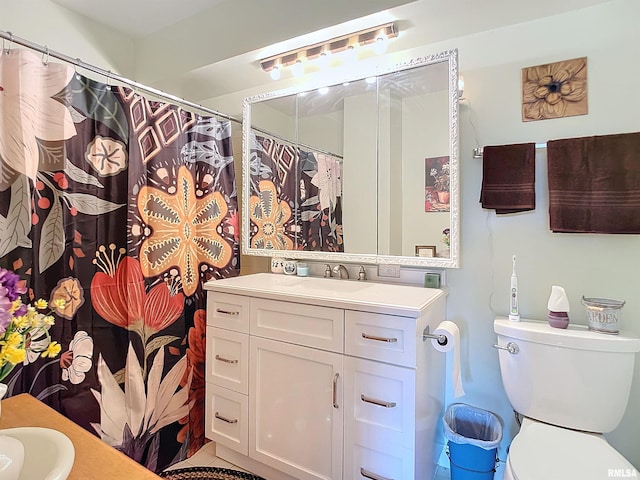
[207,292,250,333]
[345,311,416,367]
[345,443,414,480]
[206,327,248,394]
[205,384,248,455]
[344,357,415,451]
[250,298,344,353]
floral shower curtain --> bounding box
[0,48,239,471]
[248,132,343,251]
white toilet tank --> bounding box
[494,318,640,433]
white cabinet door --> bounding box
[249,336,343,480]
[343,356,416,480]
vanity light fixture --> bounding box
[458,75,465,99]
[269,65,281,81]
[260,22,398,79]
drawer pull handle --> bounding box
[362,333,398,343]
[215,354,238,364]
[360,467,393,480]
[214,412,238,424]
[216,308,240,316]
[361,394,396,408]
[333,373,340,409]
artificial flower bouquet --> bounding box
[0,268,63,382]
[442,228,451,247]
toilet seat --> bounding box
[508,421,636,480]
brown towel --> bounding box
[547,132,640,233]
[480,143,536,214]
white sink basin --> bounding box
[275,275,372,293]
[0,427,74,480]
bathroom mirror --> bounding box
[242,49,459,268]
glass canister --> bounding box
[581,296,625,334]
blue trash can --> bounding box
[443,404,503,480]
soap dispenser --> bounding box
[547,285,570,329]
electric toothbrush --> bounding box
[509,255,520,321]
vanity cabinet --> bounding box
[204,273,446,480]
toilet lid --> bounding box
[509,422,635,480]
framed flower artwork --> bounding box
[522,57,588,122]
[425,155,450,212]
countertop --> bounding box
[204,272,445,317]
[0,393,161,480]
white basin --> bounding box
[274,275,372,293]
[0,427,74,480]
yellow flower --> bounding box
[12,316,29,329]
[30,314,42,328]
[3,346,26,364]
[9,299,22,313]
[34,299,48,309]
[42,342,61,358]
[42,315,55,327]
[4,332,23,348]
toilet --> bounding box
[494,318,640,480]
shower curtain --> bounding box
[0,48,239,471]
[249,132,343,251]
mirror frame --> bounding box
[242,48,459,268]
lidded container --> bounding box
[581,297,625,334]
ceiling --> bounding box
[49,0,615,104]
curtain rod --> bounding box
[0,29,242,125]
[251,126,344,160]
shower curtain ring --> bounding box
[3,32,13,53]
[42,45,50,65]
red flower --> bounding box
[178,308,207,456]
[144,281,184,333]
[91,252,184,337]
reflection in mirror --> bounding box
[243,49,459,268]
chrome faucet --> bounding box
[324,264,333,278]
[332,264,349,279]
[357,266,367,281]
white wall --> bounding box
[4,0,134,77]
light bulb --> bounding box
[292,60,304,77]
[344,45,357,62]
[458,75,465,98]
[373,35,387,54]
[269,65,281,80]
[318,51,331,68]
